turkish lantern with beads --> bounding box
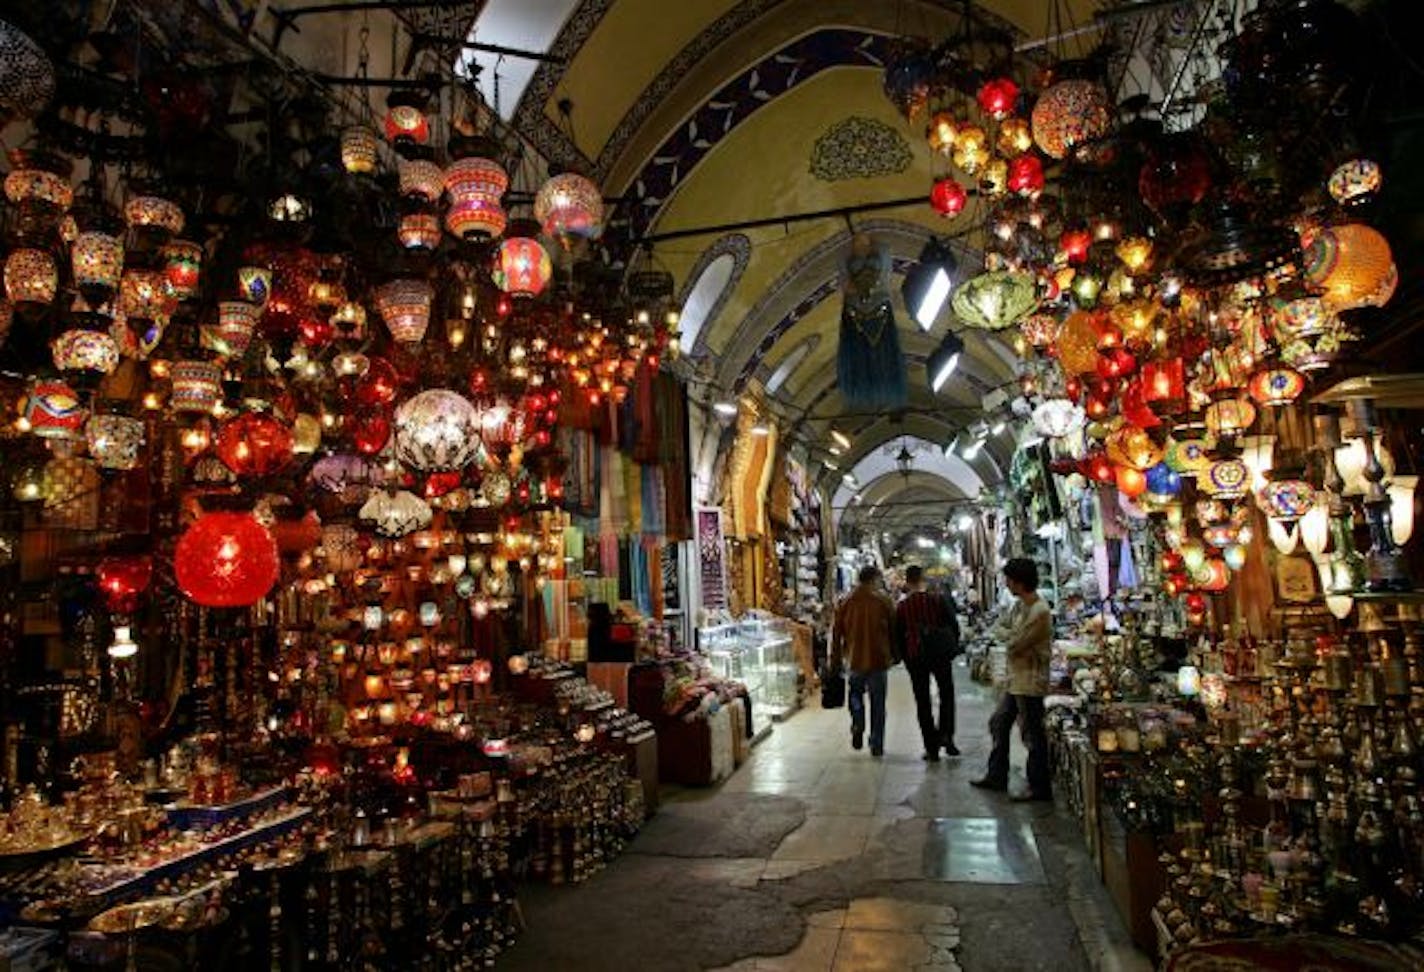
[976,78,1019,119]
[175,509,280,608]
[214,412,294,478]
[493,229,552,298]
[930,178,967,217]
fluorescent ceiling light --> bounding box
[842,473,857,485]
[712,401,738,417]
[915,536,935,549]
[928,332,966,393]
[957,514,974,532]
[902,237,958,331]
[991,419,1007,435]
[828,444,843,456]
[750,423,771,437]
[831,429,852,450]
[962,439,984,460]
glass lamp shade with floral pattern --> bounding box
[397,212,441,251]
[493,235,552,298]
[119,268,178,324]
[169,360,223,413]
[4,152,72,217]
[161,240,203,300]
[4,247,57,304]
[1247,366,1306,407]
[175,510,280,607]
[206,300,262,358]
[341,126,380,174]
[1204,397,1258,438]
[1268,295,1330,339]
[445,157,508,240]
[86,414,145,470]
[1327,159,1381,205]
[375,278,434,344]
[1031,398,1084,439]
[1200,458,1251,500]
[1304,224,1397,310]
[394,389,482,472]
[71,231,124,302]
[383,101,429,148]
[1031,80,1111,160]
[24,379,86,439]
[534,172,604,241]
[360,489,433,538]
[951,271,1038,331]
[52,328,120,376]
[124,193,184,241]
[1256,478,1316,521]
[214,412,294,478]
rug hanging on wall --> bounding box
[837,233,908,409]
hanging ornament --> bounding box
[929,178,968,217]
[534,172,604,241]
[493,226,553,298]
[175,509,280,607]
[393,389,483,472]
[214,412,294,478]
[1031,80,1110,160]
[951,271,1037,331]
[375,278,434,344]
[1303,223,1396,310]
[1247,366,1306,407]
[445,155,508,240]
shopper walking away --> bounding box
[895,565,961,761]
[832,565,896,757]
[971,558,1054,801]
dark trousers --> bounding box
[985,693,1051,797]
[907,655,955,754]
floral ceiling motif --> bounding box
[808,116,913,182]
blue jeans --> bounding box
[848,669,888,752]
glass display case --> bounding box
[698,615,798,726]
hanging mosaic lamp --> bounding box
[1031,398,1084,439]
[1256,478,1316,521]
[375,278,434,344]
[394,389,483,472]
[170,360,223,414]
[52,326,120,377]
[124,190,184,244]
[534,172,604,241]
[0,19,56,120]
[397,212,442,251]
[4,150,72,234]
[1304,223,1396,310]
[493,224,553,298]
[208,300,261,358]
[1268,294,1330,340]
[1144,462,1182,500]
[1327,158,1381,206]
[23,379,86,439]
[341,126,380,174]
[384,89,430,149]
[1031,80,1110,160]
[976,77,1019,119]
[397,154,444,203]
[161,240,203,300]
[929,178,967,218]
[175,508,280,607]
[1165,437,1211,474]
[1247,366,1306,407]
[1199,458,1251,500]
[214,412,294,478]
[237,264,273,305]
[86,413,145,471]
[1005,155,1044,197]
[1203,396,1258,438]
[360,489,433,538]
[951,271,1037,331]
[445,154,509,240]
[4,247,57,305]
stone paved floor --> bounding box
[499,665,1154,971]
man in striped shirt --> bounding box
[896,565,960,761]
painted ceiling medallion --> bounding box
[810,117,913,182]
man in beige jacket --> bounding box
[832,565,896,756]
[971,558,1053,801]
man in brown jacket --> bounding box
[832,565,896,756]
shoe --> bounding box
[943,742,961,757]
[922,751,941,762]
[970,778,1007,791]
[1010,791,1054,803]
[870,748,884,758]
[851,730,864,751]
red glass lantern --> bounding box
[214,412,294,477]
[929,178,968,218]
[1095,347,1136,380]
[161,240,202,300]
[352,409,392,456]
[493,232,552,298]
[354,357,401,407]
[1141,358,1185,412]
[175,510,280,607]
[1083,451,1113,484]
[976,77,1019,119]
[272,508,322,556]
[97,556,153,614]
[23,379,86,438]
[384,91,429,148]
[1059,229,1091,264]
[1138,136,1212,223]
[1006,155,1044,196]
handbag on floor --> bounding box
[819,667,846,708]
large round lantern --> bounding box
[951,271,1037,331]
[929,178,967,217]
[445,156,508,240]
[493,232,552,298]
[214,412,294,478]
[5,248,57,305]
[1144,462,1182,500]
[175,510,280,607]
[394,389,482,472]
[534,172,604,241]
[1058,311,1103,375]
[1031,80,1110,160]
[124,192,184,242]
[71,230,124,304]
[375,278,434,344]
[86,414,145,470]
[1304,224,1396,310]
[0,19,55,121]
[383,90,429,148]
